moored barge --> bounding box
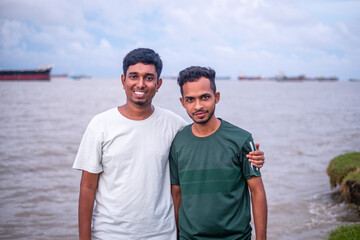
[0,66,52,81]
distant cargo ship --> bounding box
[238,72,339,82]
[349,78,360,82]
[315,76,338,82]
[69,74,91,80]
[51,73,68,78]
[275,75,338,82]
[238,72,263,81]
[0,66,52,81]
[216,76,231,80]
[275,74,307,82]
[238,76,263,81]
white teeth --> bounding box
[134,91,145,95]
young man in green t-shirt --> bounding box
[170,66,267,240]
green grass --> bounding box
[327,152,360,188]
[328,224,360,240]
[327,153,360,239]
[343,169,360,183]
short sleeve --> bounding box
[169,143,180,186]
[241,135,261,179]
[72,118,104,173]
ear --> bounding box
[215,92,220,104]
[156,78,163,92]
[180,97,185,108]
[121,74,125,89]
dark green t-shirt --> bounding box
[170,119,261,240]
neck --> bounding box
[118,103,154,120]
[191,116,221,137]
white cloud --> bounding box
[0,20,30,49]
[0,0,359,79]
[99,39,111,49]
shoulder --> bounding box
[155,107,182,119]
[221,119,252,137]
[219,119,253,147]
[170,124,192,153]
[177,123,192,134]
[173,124,192,141]
[94,107,118,118]
[219,120,256,155]
[88,107,118,128]
[155,107,187,125]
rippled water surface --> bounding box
[0,78,359,240]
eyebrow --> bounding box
[184,93,210,99]
[128,72,155,77]
[128,72,139,75]
[145,73,155,77]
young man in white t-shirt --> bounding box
[73,48,265,240]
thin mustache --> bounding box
[132,87,146,91]
[193,110,207,114]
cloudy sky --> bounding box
[0,0,359,80]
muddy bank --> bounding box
[327,152,360,211]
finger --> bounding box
[247,154,264,160]
[252,159,265,164]
[249,159,265,165]
[246,150,264,157]
[250,161,264,168]
[252,150,264,156]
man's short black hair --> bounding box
[177,66,216,96]
[123,48,163,79]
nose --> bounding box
[136,77,145,88]
[194,99,203,110]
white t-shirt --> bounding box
[73,107,187,240]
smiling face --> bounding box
[180,76,220,125]
[121,62,162,107]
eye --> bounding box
[129,75,138,80]
[202,95,210,100]
[145,76,154,81]
[185,97,194,102]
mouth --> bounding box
[194,111,207,118]
[133,90,146,97]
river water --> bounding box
[0,78,359,240]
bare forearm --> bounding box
[251,187,267,240]
[171,185,181,236]
[79,187,95,240]
[78,171,98,240]
[173,197,181,226]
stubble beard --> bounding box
[133,100,147,106]
[190,107,215,125]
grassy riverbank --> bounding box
[327,152,360,188]
[328,224,360,240]
[327,152,360,207]
[327,152,360,239]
